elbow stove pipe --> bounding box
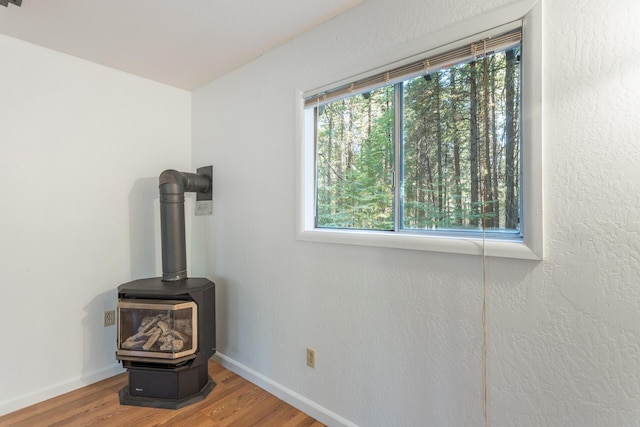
[159,169,211,282]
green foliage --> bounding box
[316,86,394,230]
[315,47,521,233]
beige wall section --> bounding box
[3,0,640,424]
[0,33,191,415]
[192,0,640,425]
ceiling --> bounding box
[0,0,362,90]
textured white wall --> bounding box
[192,0,640,425]
[0,34,191,415]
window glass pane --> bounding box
[401,46,521,233]
[315,86,395,230]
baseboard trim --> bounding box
[213,353,357,427]
[0,363,125,417]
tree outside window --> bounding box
[312,42,522,238]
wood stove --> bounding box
[116,167,216,409]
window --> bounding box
[297,14,542,260]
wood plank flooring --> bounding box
[0,361,324,427]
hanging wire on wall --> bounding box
[480,38,490,427]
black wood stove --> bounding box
[116,168,216,409]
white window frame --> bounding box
[295,1,542,260]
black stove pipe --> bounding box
[159,169,210,282]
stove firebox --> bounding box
[118,299,197,361]
[116,167,216,409]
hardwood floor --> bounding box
[0,361,325,427]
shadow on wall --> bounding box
[211,277,227,356]
[82,289,121,379]
[129,178,160,280]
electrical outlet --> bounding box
[104,310,115,327]
[306,348,316,368]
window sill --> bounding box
[297,228,541,260]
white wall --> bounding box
[0,34,191,415]
[192,0,640,425]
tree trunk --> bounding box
[435,72,444,226]
[450,69,462,225]
[469,61,479,227]
[327,113,333,212]
[482,57,493,228]
[504,49,518,229]
[490,58,500,228]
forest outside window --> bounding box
[300,17,542,259]
[307,29,521,238]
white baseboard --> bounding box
[0,363,125,417]
[213,353,357,427]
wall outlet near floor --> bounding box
[306,348,316,368]
[104,310,115,327]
